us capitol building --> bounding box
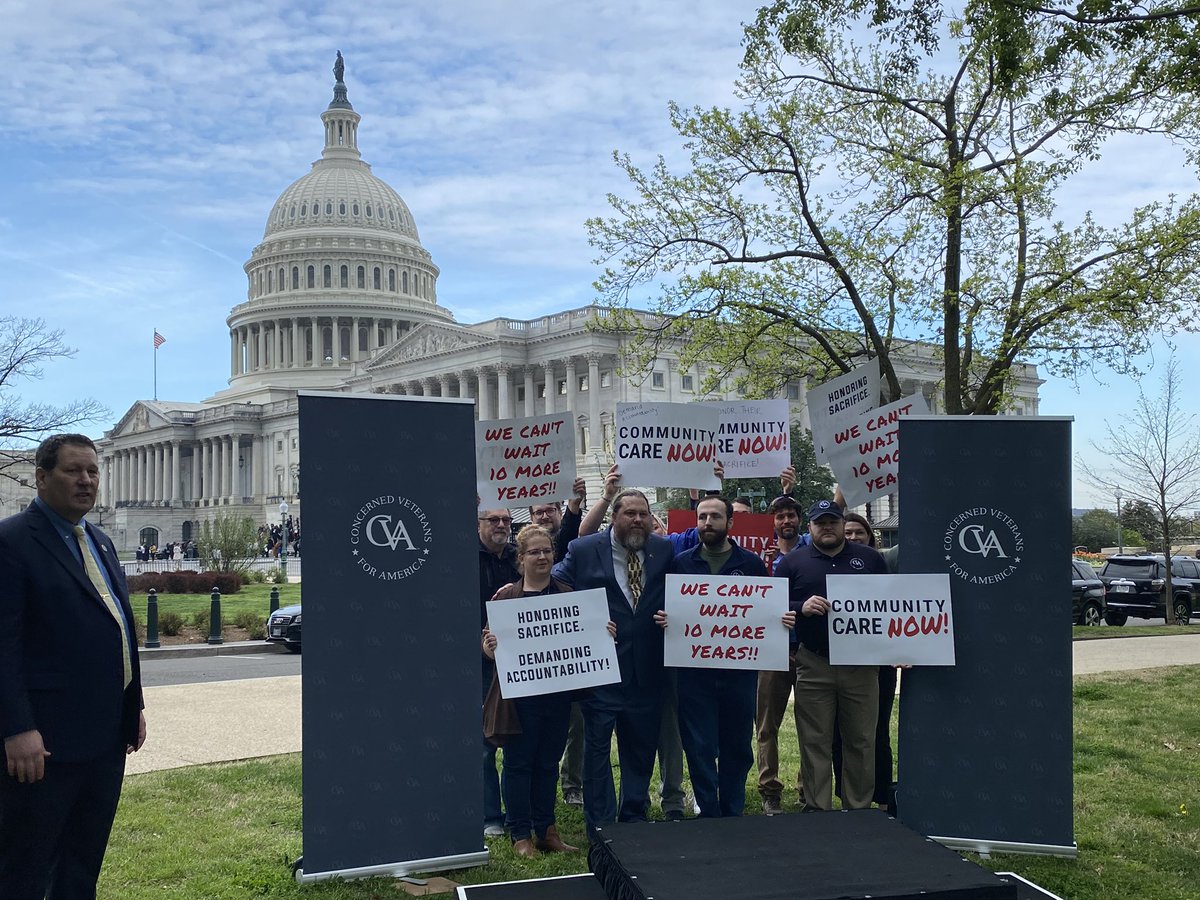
[94,59,1042,552]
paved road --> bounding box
[140,652,300,687]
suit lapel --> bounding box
[28,506,108,607]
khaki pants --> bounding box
[794,646,878,810]
[754,648,801,801]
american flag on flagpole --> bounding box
[154,330,166,349]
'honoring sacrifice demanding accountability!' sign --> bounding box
[615,402,721,490]
[476,411,576,505]
[825,574,955,666]
[663,574,789,671]
[708,399,791,478]
[487,588,620,698]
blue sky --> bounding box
[2,0,1197,509]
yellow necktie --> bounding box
[73,525,132,689]
[627,550,643,610]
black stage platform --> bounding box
[456,817,1065,900]
[588,811,1017,900]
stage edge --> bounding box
[930,835,1078,859]
[295,850,490,884]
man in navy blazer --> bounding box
[553,487,675,830]
[0,434,146,899]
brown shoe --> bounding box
[534,825,578,853]
[512,837,540,858]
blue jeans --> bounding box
[677,668,756,817]
[503,693,571,840]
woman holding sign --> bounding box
[483,526,604,858]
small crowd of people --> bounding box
[257,518,301,558]
[477,463,900,858]
[135,540,197,561]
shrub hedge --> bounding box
[126,571,243,596]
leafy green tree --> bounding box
[588,1,1200,414]
[1072,507,1146,552]
[198,513,259,576]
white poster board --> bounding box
[826,573,955,666]
[487,588,620,698]
[709,399,791,478]
[476,412,576,506]
[825,393,929,509]
[615,402,721,490]
[806,360,881,462]
[663,574,790,671]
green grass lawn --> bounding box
[100,665,1200,899]
[127,583,303,626]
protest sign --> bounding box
[806,360,881,462]
[825,573,955,666]
[825,393,929,508]
[615,402,721,489]
[707,399,791,478]
[664,574,789,671]
[666,509,778,567]
[487,588,620,699]
[476,411,575,506]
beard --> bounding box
[776,524,798,540]
[618,526,647,551]
[699,526,728,549]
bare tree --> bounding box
[1079,358,1200,623]
[0,317,108,481]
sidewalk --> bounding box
[128,633,1200,776]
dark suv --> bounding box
[1098,556,1194,625]
[1071,560,1106,626]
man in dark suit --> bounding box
[553,487,675,830]
[0,433,146,899]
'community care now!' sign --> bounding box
[825,573,955,666]
[487,588,620,699]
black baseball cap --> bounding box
[807,499,844,521]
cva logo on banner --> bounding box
[943,506,1024,585]
[349,494,433,580]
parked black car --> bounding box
[1098,556,1194,625]
[266,604,302,652]
[1071,559,1106,626]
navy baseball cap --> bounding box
[807,499,844,521]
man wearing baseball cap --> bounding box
[774,499,887,811]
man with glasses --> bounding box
[553,488,676,833]
[478,508,518,838]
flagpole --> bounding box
[153,328,158,401]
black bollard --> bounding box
[270,586,280,614]
[145,588,160,648]
[208,587,223,645]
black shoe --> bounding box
[665,809,684,822]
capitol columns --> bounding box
[587,353,603,454]
[170,440,181,504]
[439,374,452,398]
[228,434,240,502]
[542,363,555,414]
[331,317,342,366]
[524,368,535,417]
[496,364,512,419]
[250,434,262,501]
[230,331,239,377]
[476,368,492,420]
[565,358,578,421]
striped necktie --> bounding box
[627,550,643,610]
[73,525,132,689]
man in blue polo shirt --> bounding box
[775,499,886,811]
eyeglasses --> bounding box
[479,516,513,526]
[522,547,554,557]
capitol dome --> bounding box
[224,56,453,396]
